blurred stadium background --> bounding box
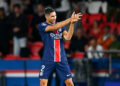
[0,0,120,86]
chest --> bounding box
[49,29,63,40]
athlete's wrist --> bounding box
[70,22,75,24]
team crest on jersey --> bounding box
[58,28,62,32]
[54,30,58,34]
[54,28,62,34]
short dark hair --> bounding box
[44,7,55,14]
[89,37,97,42]
[13,4,21,9]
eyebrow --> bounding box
[51,15,56,17]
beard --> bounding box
[49,20,56,24]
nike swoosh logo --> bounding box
[66,74,71,77]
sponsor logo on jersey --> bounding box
[50,29,63,39]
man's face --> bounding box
[104,28,109,34]
[90,39,97,47]
[93,21,99,28]
[37,4,44,13]
[111,34,116,42]
[76,29,83,38]
[45,11,56,24]
[14,7,21,14]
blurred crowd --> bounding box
[0,0,120,59]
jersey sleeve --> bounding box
[38,23,48,32]
[62,27,67,32]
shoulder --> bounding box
[38,22,48,27]
[20,14,28,21]
[41,22,47,26]
[88,46,92,50]
[21,14,27,18]
[97,45,103,49]
[38,22,48,32]
[61,26,66,32]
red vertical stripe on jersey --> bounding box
[54,40,61,62]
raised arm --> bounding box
[63,23,74,41]
[63,13,82,40]
[45,18,71,32]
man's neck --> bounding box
[38,12,44,16]
[93,45,97,50]
[46,20,55,25]
[15,13,21,17]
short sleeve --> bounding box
[38,23,48,32]
[62,27,66,32]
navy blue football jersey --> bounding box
[38,22,67,62]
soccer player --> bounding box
[38,7,82,86]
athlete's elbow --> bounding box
[45,26,57,32]
[64,37,71,41]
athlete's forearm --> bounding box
[65,23,74,40]
[45,18,71,32]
